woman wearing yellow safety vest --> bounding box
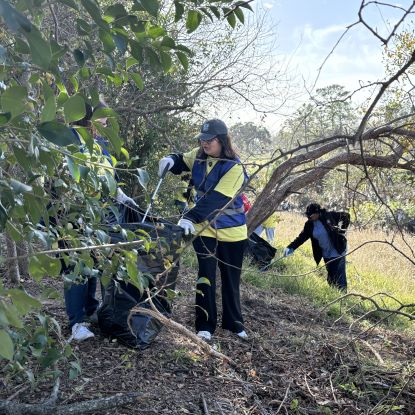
[158,119,248,341]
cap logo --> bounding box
[202,122,209,132]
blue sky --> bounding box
[225,0,414,131]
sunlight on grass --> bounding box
[244,212,415,332]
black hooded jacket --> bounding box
[287,209,350,265]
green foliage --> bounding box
[0,0,252,385]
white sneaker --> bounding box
[197,330,212,341]
[70,323,95,342]
[236,330,248,339]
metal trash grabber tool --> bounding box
[141,164,170,223]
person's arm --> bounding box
[184,163,244,224]
[287,222,312,250]
[168,154,190,175]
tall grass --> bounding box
[244,212,415,332]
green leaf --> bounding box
[29,254,61,281]
[129,72,144,90]
[236,1,253,11]
[0,0,32,33]
[105,4,128,18]
[113,34,127,54]
[125,251,138,279]
[56,0,78,10]
[37,121,79,147]
[8,289,41,315]
[226,11,236,28]
[63,94,86,123]
[196,277,211,286]
[93,123,122,154]
[136,168,149,190]
[176,51,189,71]
[2,303,23,328]
[80,0,107,29]
[234,7,244,23]
[186,10,202,33]
[0,203,7,232]
[0,329,14,361]
[1,85,27,119]
[24,26,52,69]
[91,107,117,120]
[10,179,32,193]
[104,170,117,195]
[15,37,30,54]
[40,96,56,123]
[175,44,193,55]
[73,49,85,67]
[146,47,161,69]
[66,156,80,182]
[147,25,165,38]
[76,18,91,36]
[140,0,159,17]
[160,36,176,49]
[99,29,115,53]
[129,40,143,62]
[200,7,213,22]
[209,5,221,19]
[0,112,11,125]
[126,57,139,70]
[159,51,172,72]
[174,1,184,22]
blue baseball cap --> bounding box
[196,119,228,141]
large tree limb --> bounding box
[247,144,412,232]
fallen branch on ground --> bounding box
[0,392,147,415]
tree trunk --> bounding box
[16,241,29,278]
[5,233,20,284]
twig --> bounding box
[304,374,316,400]
[129,303,235,365]
[329,374,338,404]
[360,339,385,365]
[215,400,225,415]
[201,394,210,415]
[44,376,61,405]
[275,381,291,414]
[6,385,30,402]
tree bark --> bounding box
[5,233,20,284]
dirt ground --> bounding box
[1,265,415,415]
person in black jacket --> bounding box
[283,203,350,291]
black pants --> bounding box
[324,256,347,291]
[193,236,246,334]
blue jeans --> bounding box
[254,226,275,243]
[64,278,99,328]
[324,256,347,291]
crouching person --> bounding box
[283,203,350,292]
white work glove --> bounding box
[158,157,174,177]
[177,218,195,236]
[283,247,294,257]
[116,188,138,206]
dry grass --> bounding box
[276,211,415,290]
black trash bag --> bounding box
[98,280,169,349]
[245,232,276,269]
[98,217,183,348]
[103,200,143,226]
